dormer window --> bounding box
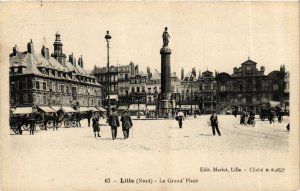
[42,68,46,74]
[18,66,23,74]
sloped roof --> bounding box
[10,51,97,84]
[150,70,161,80]
[183,71,196,80]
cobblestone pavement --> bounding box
[3,115,292,191]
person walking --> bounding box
[53,112,58,131]
[87,111,92,127]
[92,115,101,138]
[76,112,81,127]
[120,110,133,139]
[17,115,23,135]
[269,109,275,124]
[29,115,36,135]
[176,111,184,128]
[240,110,246,125]
[109,108,120,140]
[276,108,282,123]
[210,110,221,136]
[247,110,255,126]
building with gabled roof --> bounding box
[9,33,102,109]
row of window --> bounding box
[97,75,118,83]
[219,84,279,92]
[10,79,101,96]
[39,67,96,84]
[10,93,101,106]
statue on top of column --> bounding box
[162,27,170,47]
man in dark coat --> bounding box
[109,108,120,140]
[53,112,59,131]
[176,111,184,128]
[247,110,255,126]
[269,109,275,124]
[276,108,282,123]
[87,111,92,127]
[76,112,81,127]
[29,115,36,135]
[210,110,221,136]
[17,115,23,135]
[240,110,246,125]
[92,115,101,138]
[120,110,133,139]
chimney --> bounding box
[46,48,49,59]
[13,45,18,56]
[41,45,50,59]
[80,55,83,68]
[135,65,139,75]
[78,57,82,67]
[234,67,238,73]
[192,68,196,78]
[261,66,265,74]
[27,39,34,55]
[181,67,184,80]
[69,53,74,64]
[130,61,135,75]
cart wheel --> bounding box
[12,127,20,134]
[57,121,62,128]
[46,121,54,129]
[38,123,45,130]
[71,121,77,127]
[22,124,30,130]
[64,121,71,128]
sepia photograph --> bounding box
[0,2,299,191]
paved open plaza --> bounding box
[3,115,293,191]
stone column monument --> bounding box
[159,27,174,118]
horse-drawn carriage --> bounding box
[10,106,104,134]
[10,107,48,134]
[10,106,75,134]
[259,100,281,121]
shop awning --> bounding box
[61,107,77,113]
[147,105,156,111]
[12,107,33,114]
[37,106,56,113]
[269,101,280,108]
[118,105,128,110]
[106,95,118,100]
[128,104,146,111]
[178,105,198,109]
[96,107,107,112]
[79,107,97,112]
[50,106,63,112]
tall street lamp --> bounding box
[190,75,194,115]
[105,31,112,114]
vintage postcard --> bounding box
[0,2,299,191]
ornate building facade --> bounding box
[215,58,287,112]
[9,32,102,108]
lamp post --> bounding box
[105,31,112,115]
[137,94,140,119]
[154,88,158,119]
[194,95,197,118]
[190,75,194,116]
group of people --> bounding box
[175,110,221,136]
[92,108,133,140]
[269,107,283,124]
[240,110,256,126]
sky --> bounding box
[0,2,298,76]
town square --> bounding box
[1,2,298,191]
